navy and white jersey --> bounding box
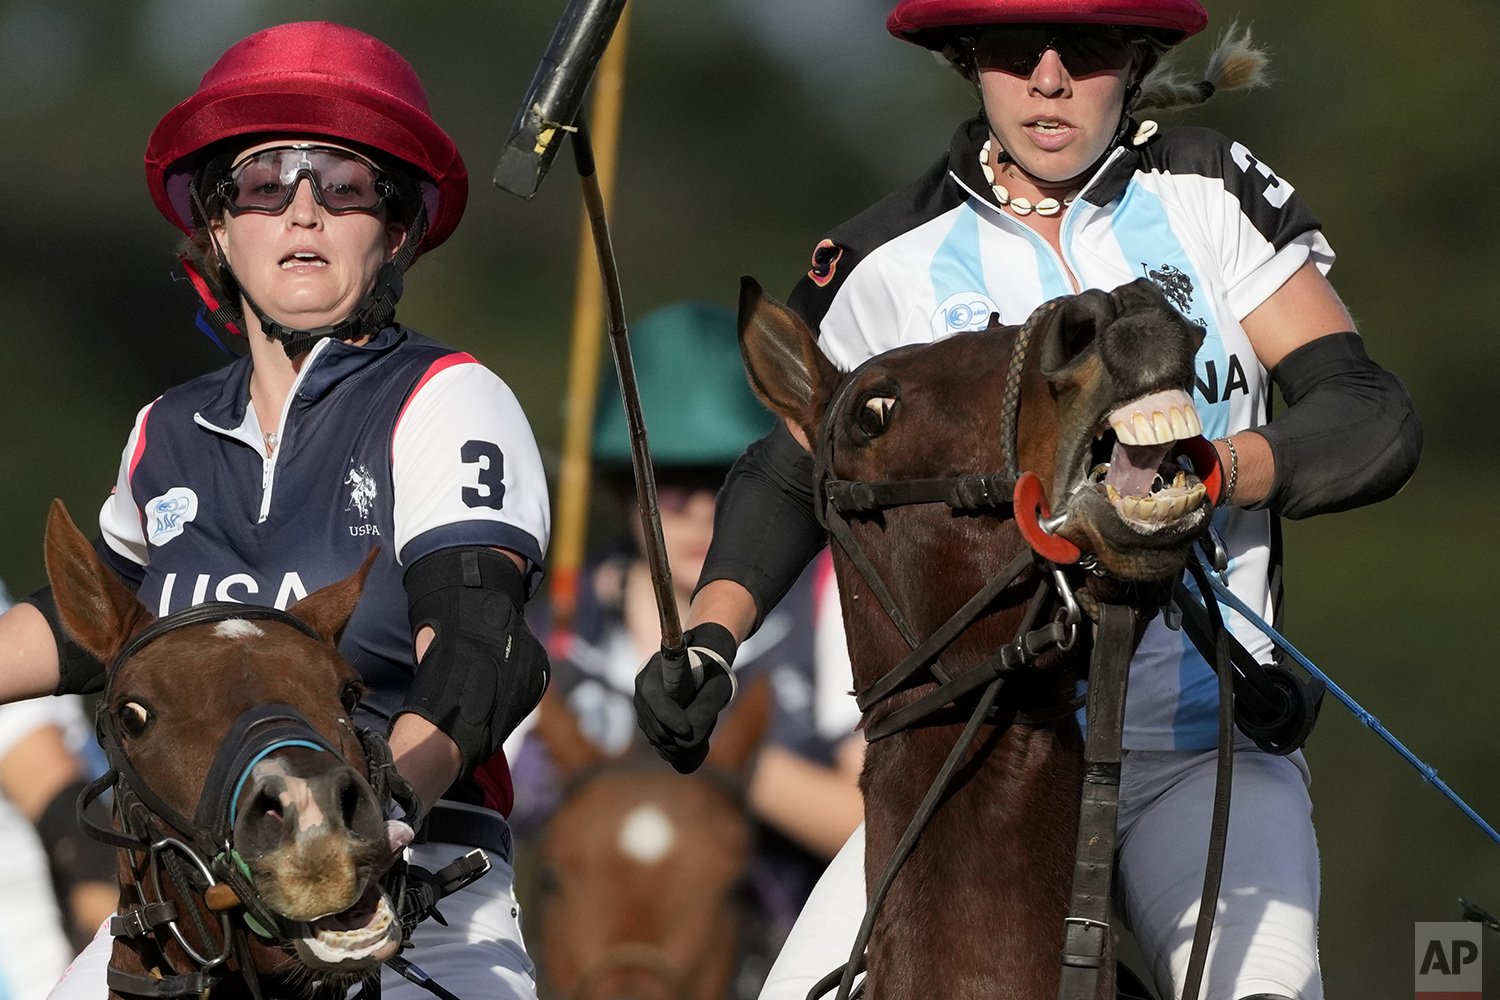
[506,548,857,923]
[95,324,551,790]
[789,116,1333,751]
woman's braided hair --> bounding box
[1136,22,1270,112]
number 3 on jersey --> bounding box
[461,440,506,509]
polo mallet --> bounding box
[497,0,698,701]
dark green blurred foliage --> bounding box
[1,1,1496,993]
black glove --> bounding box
[634,622,738,774]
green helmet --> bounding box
[592,301,772,467]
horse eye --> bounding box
[118,702,151,737]
[855,394,898,438]
[339,682,363,715]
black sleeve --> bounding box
[697,422,826,633]
[1254,331,1422,519]
[20,587,106,696]
[20,536,141,695]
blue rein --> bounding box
[1202,572,1500,848]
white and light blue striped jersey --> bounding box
[788,117,1332,750]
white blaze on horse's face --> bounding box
[249,757,336,837]
[214,619,267,640]
[618,802,677,864]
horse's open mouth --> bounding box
[1083,388,1209,532]
[291,883,400,969]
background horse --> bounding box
[737,277,1213,999]
[529,677,772,1000]
[44,500,404,999]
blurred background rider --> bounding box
[0,579,116,1000]
[507,301,863,994]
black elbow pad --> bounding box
[398,547,551,775]
[1257,332,1422,519]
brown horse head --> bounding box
[737,277,1213,999]
[532,675,773,1000]
[44,500,401,997]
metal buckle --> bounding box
[150,837,234,970]
[1050,567,1082,651]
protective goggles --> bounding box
[970,24,1139,77]
[216,145,395,216]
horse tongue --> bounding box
[1105,441,1172,498]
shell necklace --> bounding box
[978,139,1079,217]
[978,121,1159,218]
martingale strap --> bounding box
[1057,601,1135,1000]
[106,967,214,999]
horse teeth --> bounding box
[1151,412,1172,443]
[1185,405,1203,435]
[1169,407,1192,439]
[1132,413,1153,443]
[1106,483,1121,502]
[1172,470,1188,489]
[1112,418,1137,445]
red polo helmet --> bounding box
[144,21,468,253]
[888,0,1208,48]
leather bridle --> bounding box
[808,315,1139,1000]
[79,602,411,1000]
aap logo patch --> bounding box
[146,487,198,546]
[931,291,1000,336]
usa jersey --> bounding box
[96,324,551,801]
[789,117,1333,751]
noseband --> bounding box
[80,602,409,1000]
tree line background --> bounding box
[1,0,1496,992]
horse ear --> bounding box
[705,672,772,775]
[43,498,154,665]
[287,548,378,645]
[737,276,840,442]
[532,688,607,779]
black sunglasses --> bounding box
[970,24,1139,77]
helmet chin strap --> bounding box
[188,185,426,358]
[237,256,406,358]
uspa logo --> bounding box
[1416,922,1481,999]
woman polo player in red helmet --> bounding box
[3,21,551,1000]
[632,2,1422,999]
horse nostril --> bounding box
[338,772,363,828]
[237,774,295,854]
[334,768,381,837]
[251,775,289,824]
[253,787,284,823]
